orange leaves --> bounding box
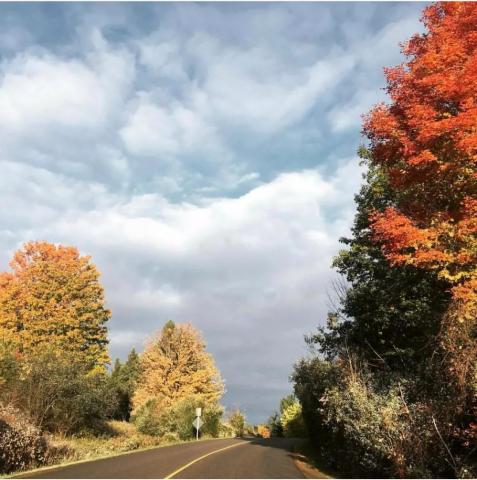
[364,3,477,310]
[0,241,110,369]
[363,3,477,217]
[370,208,446,268]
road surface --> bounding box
[17,437,305,479]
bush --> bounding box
[16,351,118,435]
[161,432,179,443]
[133,399,163,436]
[0,404,48,474]
[134,396,223,440]
[219,422,234,438]
[294,354,465,478]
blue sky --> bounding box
[0,2,425,423]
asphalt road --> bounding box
[17,437,305,479]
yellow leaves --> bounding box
[133,322,224,414]
[0,241,110,369]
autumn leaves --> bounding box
[0,241,111,370]
[364,3,476,314]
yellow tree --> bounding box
[133,321,224,411]
[0,241,110,369]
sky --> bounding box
[0,1,426,423]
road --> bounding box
[17,437,305,479]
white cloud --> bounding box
[0,1,425,421]
[197,49,355,134]
[120,97,225,160]
[2,157,364,419]
[0,46,133,138]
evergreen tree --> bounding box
[110,349,140,421]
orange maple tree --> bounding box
[363,3,477,315]
[0,241,111,369]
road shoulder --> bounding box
[291,440,334,479]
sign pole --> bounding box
[195,407,202,441]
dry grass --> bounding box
[45,421,164,464]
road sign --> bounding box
[196,407,202,417]
[193,417,203,430]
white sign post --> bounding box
[193,408,202,440]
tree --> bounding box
[292,4,477,476]
[280,402,306,438]
[279,394,297,415]
[228,409,245,437]
[133,321,224,412]
[363,3,476,313]
[109,349,141,421]
[362,2,477,450]
[267,412,283,437]
[316,159,451,370]
[0,241,110,369]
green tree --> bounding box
[267,412,283,437]
[315,157,450,370]
[110,349,140,421]
[280,402,306,438]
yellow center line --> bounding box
[164,440,251,479]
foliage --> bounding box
[0,241,110,370]
[363,3,476,312]
[219,422,235,438]
[0,347,117,435]
[109,349,140,421]
[293,4,477,477]
[280,402,306,438]
[0,403,48,474]
[267,394,300,437]
[267,412,283,437]
[133,321,224,412]
[317,161,451,370]
[228,409,245,437]
[134,395,222,440]
[257,425,270,438]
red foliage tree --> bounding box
[363,3,477,313]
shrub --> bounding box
[133,399,163,436]
[219,422,234,438]
[0,404,48,474]
[16,351,118,435]
[161,432,179,443]
[134,396,223,440]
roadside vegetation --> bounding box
[0,242,235,476]
[289,3,477,478]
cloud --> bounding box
[2,156,364,421]
[0,1,425,421]
[120,97,226,161]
